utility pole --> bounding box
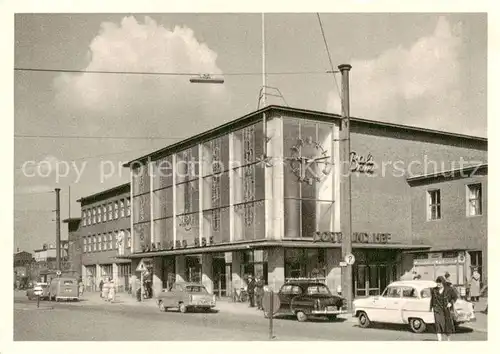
[338,64,353,310]
[55,188,61,272]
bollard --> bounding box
[37,294,40,308]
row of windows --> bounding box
[82,198,131,226]
[427,183,483,221]
[83,229,131,253]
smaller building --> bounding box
[77,183,132,293]
[407,164,487,287]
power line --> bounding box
[14,67,337,77]
[14,134,179,140]
[316,13,341,100]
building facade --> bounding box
[122,105,487,299]
[78,183,132,293]
[63,217,83,279]
[407,164,487,287]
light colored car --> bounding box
[155,282,216,313]
[48,277,79,302]
[353,280,475,333]
[26,282,49,300]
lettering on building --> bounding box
[350,151,375,174]
[313,231,392,244]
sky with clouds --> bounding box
[14,13,486,252]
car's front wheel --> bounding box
[358,311,371,328]
[296,311,308,322]
[158,301,167,312]
[327,315,338,321]
[179,303,188,313]
[409,318,426,333]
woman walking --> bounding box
[430,276,458,341]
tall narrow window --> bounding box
[120,199,125,217]
[126,198,131,216]
[103,206,107,222]
[97,206,102,223]
[82,211,87,226]
[97,234,102,251]
[427,189,441,220]
[114,201,119,219]
[467,183,482,216]
[92,208,97,224]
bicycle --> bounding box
[233,288,248,303]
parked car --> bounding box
[269,280,347,322]
[48,277,79,302]
[353,280,476,333]
[155,282,216,313]
[26,282,49,300]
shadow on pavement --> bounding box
[352,323,475,334]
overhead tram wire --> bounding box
[316,13,342,101]
[14,67,337,77]
[14,134,180,140]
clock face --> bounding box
[288,136,332,185]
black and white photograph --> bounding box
[3,1,494,345]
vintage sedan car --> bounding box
[26,282,49,300]
[353,280,476,333]
[269,280,347,322]
[156,282,216,313]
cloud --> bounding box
[327,16,466,133]
[53,16,231,138]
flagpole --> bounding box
[262,13,267,158]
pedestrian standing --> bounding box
[430,276,457,341]
[255,276,265,310]
[247,275,256,308]
[108,279,116,303]
[78,278,84,297]
[102,278,110,301]
[469,268,481,302]
[99,279,104,298]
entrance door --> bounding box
[212,257,227,298]
[354,264,390,297]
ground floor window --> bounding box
[101,264,113,279]
[185,255,202,283]
[240,250,268,284]
[284,248,326,281]
[117,264,131,292]
[352,249,399,297]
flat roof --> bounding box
[62,217,81,223]
[77,182,130,203]
[406,163,487,183]
[123,105,487,168]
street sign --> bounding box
[458,255,465,264]
[344,253,355,265]
[136,260,148,272]
[56,270,62,276]
[262,290,280,316]
[339,261,347,267]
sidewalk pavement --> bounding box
[76,291,487,332]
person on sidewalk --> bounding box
[78,278,84,297]
[247,275,256,308]
[108,279,116,303]
[430,276,457,341]
[255,276,265,310]
[470,268,481,302]
[102,278,110,301]
[99,279,104,298]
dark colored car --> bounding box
[271,281,347,322]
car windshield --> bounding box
[306,285,331,295]
[421,288,432,298]
[185,286,208,293]
[63,280,74,285]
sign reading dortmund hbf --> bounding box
[313,231,392,244]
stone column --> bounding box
[112,263,119,290]
[267,248,285,291]
[152,257,163,296]
[130,258,140,295]
[326,248,342,294]
[175,255,186,283]
[201,254,214,294]
[231,251,243,292]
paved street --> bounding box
[14,291,487,341]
